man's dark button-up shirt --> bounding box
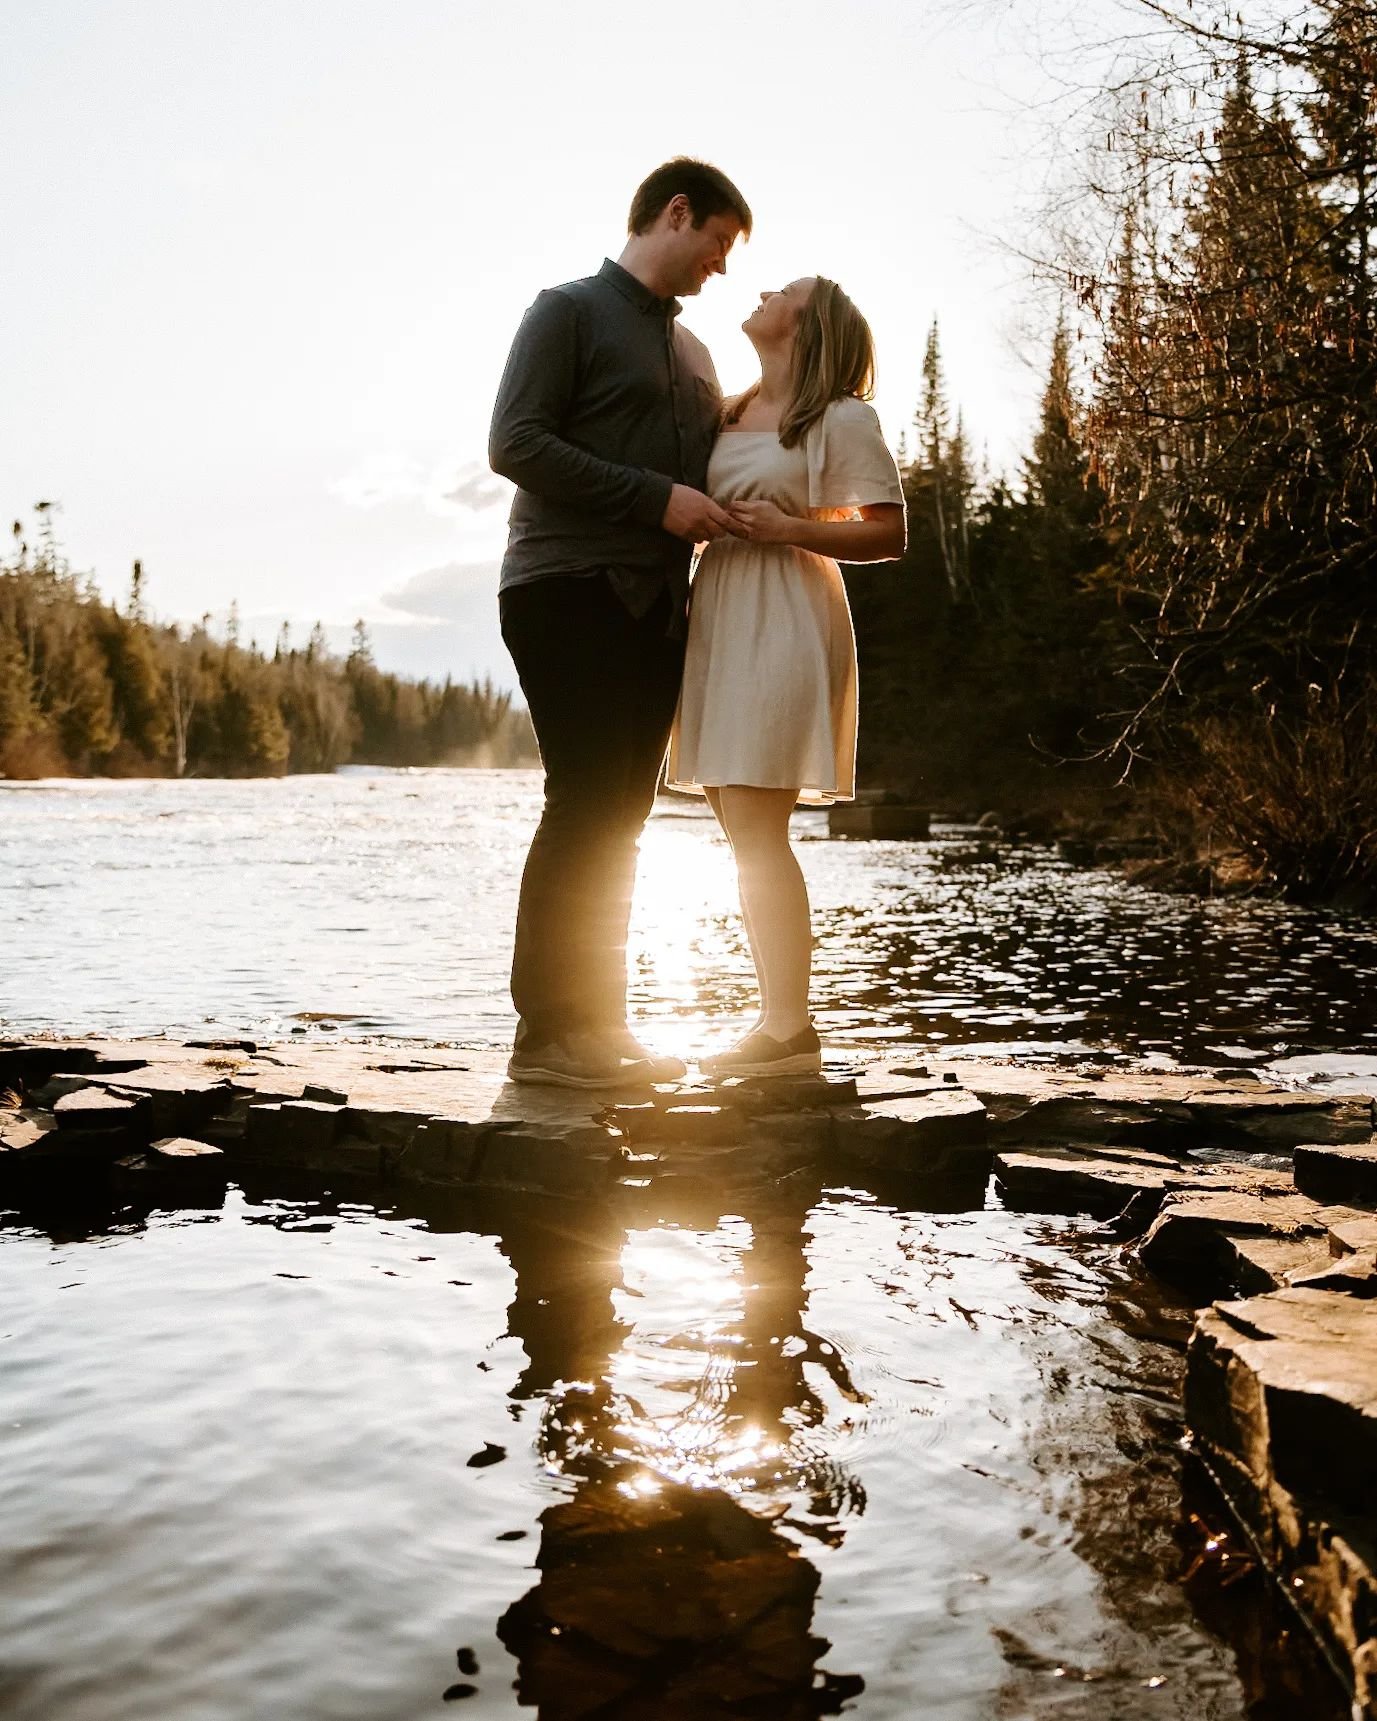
[489,259,722,615]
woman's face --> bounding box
[742,277,816,344]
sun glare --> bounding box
[625,807,753,1049]
[606,1220,787,1494]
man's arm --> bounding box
[488,289,672,527]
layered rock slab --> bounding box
[956,1062,1374,1151]
[0,1039,997,1197]
[1187,1291,1377,1716]
[1136,1188,1376,1299]
[1295,1143,1377,1209]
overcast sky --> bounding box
[5,0,1089,688]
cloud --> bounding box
[328,454,512,518]
[328,452,430,509]
[371,558,513,686]
[381,558,501,623]
[441,462,511,513]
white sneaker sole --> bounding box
[701,1052,823,1081]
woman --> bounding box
[666,277,906,1078]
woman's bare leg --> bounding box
[705,785,767,1026]
[715,785,812,1041]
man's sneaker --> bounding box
[700,1022,822,1080]
[602,1026,687,1084]
[508,1030,655,1090]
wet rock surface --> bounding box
[1294,1142,1377,1208]
[1,1037,998,1199]
[975,1064,1374,1150]
[986,1082,1377,1714]
[1188,1291,1377,1717]
[2,1032,1374,1711]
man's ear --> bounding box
[665,193,691,230]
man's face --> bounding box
[666,208,742,298]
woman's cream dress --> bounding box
[666,395,904,805]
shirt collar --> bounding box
[599,257,681,319]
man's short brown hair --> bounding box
[628,158,753,238]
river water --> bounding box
[3,768,1376,1073]
[1,770,1371,1719]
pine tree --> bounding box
[99,608,172,768]
[910,319,972,600]
[126,560,147,623]
[1029,311,1091,515]
[0,624,45,769]
[1011,312,1114,757]
[48,625,118,769]
[947,410,973,597]
[1303,0,1376,319]
[348,619,374,666]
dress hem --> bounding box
[665,777,855,807]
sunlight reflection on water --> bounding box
[5,1171,1341,1721]
[1,763,1362,1715]
[2,767,1375,1072]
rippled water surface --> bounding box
[3,768,1376,1067]
[0,1169,1344,1721]
[1,770,1368,1719]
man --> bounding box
[490,158,752,1088]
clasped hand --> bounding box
[725,498,793,543]
[661,484,796,546]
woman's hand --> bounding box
[727,498,796,543]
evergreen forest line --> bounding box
[849,0,1376,904]
[0,518,536,779]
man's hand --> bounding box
[662,484,740,543]
[727,498,795,543]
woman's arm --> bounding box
[727,499,906,562]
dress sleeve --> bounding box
[805,397,905,518]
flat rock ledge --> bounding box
[0,1036,995,1196]
[3,1034,1375,1709]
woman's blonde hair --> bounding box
[726,277,877,448]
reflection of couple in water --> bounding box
[489,1175,866,1718]
[491,157,905,1093]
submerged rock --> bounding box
[962,1062,1373,1151]
[110,1138,227,1194]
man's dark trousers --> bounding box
[500,572,684,1046]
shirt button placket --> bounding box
[666,320,686,469]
